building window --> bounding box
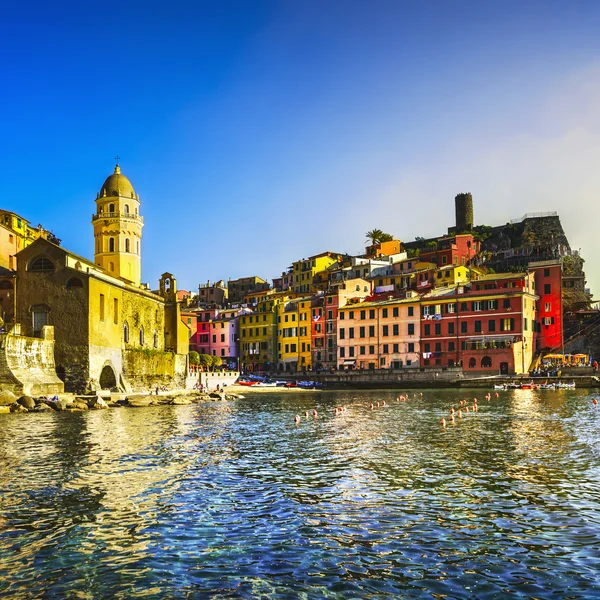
[369,345,375,354]
[424,324,430,336]
[448,341,455,351]
[66,278,83,289]
[383,344,389,353]
[503,299,511,309]
[393,324,399,335]
[109,238,115,252]
[340,347,345,358]
[501,318,515,331]
[349,328,354,339]
[435,323,441,335]
[408,307,414,316]
[408,342,414,353]
[488,319,495,332]
[382,325,389,337]
[393,307,399,317]
[369,325,375,337]
[545,302,551,312]
[123,322,129,343]
[339,328,345,340]
[28,257,55,272]
[100,294,105,321]
[481,356,492,368]
[360,346,366,355]
[461,322,467,333]
[124,204,130,214]
[359,326,366,338]
[408,323,415,335]
[474,320,481,333]
[544,268,550,277]
[140,326,144,346]
[544,284,551,294]
[469,357,476,368]
[448,322,455,334]
[125,239,130,253]
[382,308,388,318]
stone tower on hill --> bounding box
[455,193,474,232]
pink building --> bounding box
[190,307,219,355]
[336,294,421,370]
[209,307,250,368]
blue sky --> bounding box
[2,1,599,295]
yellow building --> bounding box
[433,265,470,287]
[277,296,312,372]
[15,164,189,393]
[292,251,339,294]
[0,209,60,271]
[239,289,296,371]
[92,163,143,285]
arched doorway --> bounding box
[99,365,117,389]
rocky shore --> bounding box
[0,388,244,415]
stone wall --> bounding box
[122,348,186,391]
[309,367,464,389]
[0,324,64,395]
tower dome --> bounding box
[98,164,137,199]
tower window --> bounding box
[109,203,115,213]
[124,204,130,214]
[109,238,115,252]
[125,239,130,253]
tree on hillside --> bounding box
[366,229,384,245]
[366,229,394,245]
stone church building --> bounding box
[14,163,189,393]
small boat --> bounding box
[253,382,278,387]
[493,384,506,390]
[556,381,576,389]
[238,379,260,387]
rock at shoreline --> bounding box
[33,403,53,412]
[0,390,17,406]
[70,401,89,411]
[10,403,28,413]
[17,396,36,410]
[170,397,192,405]
[126,395,156,408]
[90,398,109,410]
[0,406,11,414]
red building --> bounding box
[419,272,537,375]
[419,234,480,269]
[529,260,563,352]
[190,307,219,355]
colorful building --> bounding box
[239,290,294,371]
[419,273,537,375]
[292,251,340,294]
[336,294,421,370]
[276,297,313,372]
[530,260,563,352]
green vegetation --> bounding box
[189,350,200,365]
[366,229,394,245]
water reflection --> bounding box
[1,389,600,598]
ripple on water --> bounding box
[1,389,600,598]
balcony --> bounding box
[92,212,144,224]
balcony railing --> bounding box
[92,212,144,223]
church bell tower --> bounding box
[92,161,143,285]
